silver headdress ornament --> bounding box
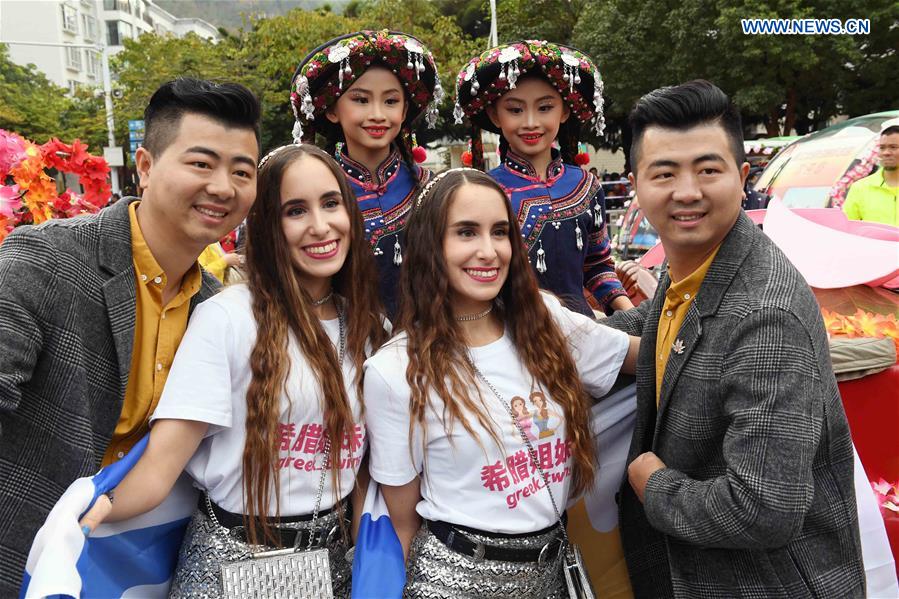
[292,75,316,142]
[561,53,582,92]
[258,143,301,169]
[427,73,444,129]
[497,47,521,88]
[404,38,426,80]
[415,167,482,208]
[593,70,606,136]
[328,42,353,90]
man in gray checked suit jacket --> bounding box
[604,81,865,598]
[0,78,260,594]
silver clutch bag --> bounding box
[562,543,597,599]
[221,546,333,599]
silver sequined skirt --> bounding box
[168,506,351,599]
[403,524,566,599]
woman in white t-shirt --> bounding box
[363,168,638,598]
[80,144,388,598]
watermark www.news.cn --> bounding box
[741,18,870,35]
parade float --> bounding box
[0,129,110,244]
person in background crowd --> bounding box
[364,168,638,597]
[289,30,443,319]
[79,144,389,597]
[843,123,899,227]
[453,40,633,317]
[198,241,244,282]
[0,78,261,595]
[603,80,865,598]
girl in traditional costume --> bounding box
[80,145,388,598]
[290,30,443,318]
[363,168,637,597]
[453,41,633,316]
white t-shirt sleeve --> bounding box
[152,298,235,430]
[542,292,630,397]
[363,361,421,487]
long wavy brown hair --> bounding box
[396,169,596,496]
[243,144,387,545]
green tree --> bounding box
[58,87,108,151]
[435,0,491,39]
[235,8,361,150]
[0,44,71,145]
[572,0,898,162]
[495,0,585,44]
[110,32,241,158]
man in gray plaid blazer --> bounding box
[0,79,260,593]
[604,81,865,597]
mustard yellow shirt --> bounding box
[102,202,202,465]
[655,246,720,405]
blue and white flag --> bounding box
[20,435,197,599]
[351,480,405,599]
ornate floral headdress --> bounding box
[453,40,605,169]
[453,40,605,136]
[290,30,444,143]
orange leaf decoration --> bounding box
[823,308,899,360]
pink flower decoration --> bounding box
[0,130,28,176]
[871,479,899,515]
[0,184,24,217]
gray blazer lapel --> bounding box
[654,303,702,446]
[98,199,138,392]
[629,276,666,459]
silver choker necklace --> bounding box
[311,291,333,307]
[456,304,493,322]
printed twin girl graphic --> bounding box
[510,391,559,440]
[480,391,571,509]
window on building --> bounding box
[103,0,131,12]
[106,20,120,46]
[81,14,98,41]
[68,80,80,95]
[65,45,83,71]
[61,4,79,34]
[106,20,135,46]
[86,51,102,79]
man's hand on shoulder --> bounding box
[628,451,666,503]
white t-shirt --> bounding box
[152,284,365,516]
[363,293,629,534]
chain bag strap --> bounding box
[216,305,348,599]
[468,356,597,599]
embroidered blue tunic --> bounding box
[488,150,626,316]
[337,146,431,319]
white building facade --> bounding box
[0,0,218,93]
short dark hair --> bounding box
[143,78,261,157]
[629,80,745,174]
[882,125,899,137]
